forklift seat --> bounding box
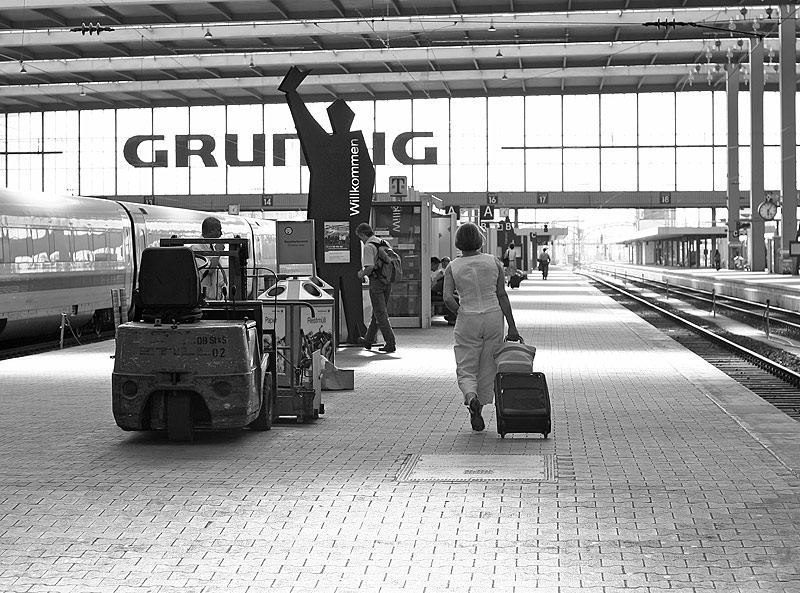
[133,247,203,323]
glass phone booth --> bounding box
[371,200,432,328]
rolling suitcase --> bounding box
[508,273,522,289]
[494,340,551,439]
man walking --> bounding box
[356,222,396,353]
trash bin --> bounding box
[258,278,334,422]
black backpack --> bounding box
[372,239,403,285]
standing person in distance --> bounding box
[356,222,397,354]
[444,222,520,431]
[537,247,551,280]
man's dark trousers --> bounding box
[364,282,396,347]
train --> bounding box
[0,189,277,343]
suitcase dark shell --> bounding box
[494,371,551,438]
[508,274,522,288]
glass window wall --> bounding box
[226,104,265,195]
[79,110,115,196]
[7,112,43,192]
[600,148,637,191]
[676,92,713,145]
[676,147,713,191]
[526,149,562,191]
[564,148,599,190]
[639,93,675,146]
[412,98,448,192]
[44,111,79,196]
[488,97,524,191]
[116,108,153,196]
[188,105,225,195]
[525,95,561,147]
[563,95,599,147]
[450,97,487,192]
[375,99,412,193]
[639,147,675,190]
[601,94,637,146]
[8,90,800,199]
[153,106,189,196]
[264,102,301,194]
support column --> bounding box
[780,4,798,273]
[749,38,766,271]
[726,65,740,270]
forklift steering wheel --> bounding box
[193,253,210,270]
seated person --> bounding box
[431,257,444,295]
[431,256,456,325]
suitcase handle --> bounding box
[504,335,524,343]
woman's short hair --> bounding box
[355,222,374,237]
[455,222,484,252]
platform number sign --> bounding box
[144,197,154,205]
[479,204,495,221]
[486,192,499,205]
[659,192,672,205]
[261,194,273,207]
[537,192,549,205]
[389,176,408,198]
[445,205,460,219]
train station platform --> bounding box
[589,262,800,312]
[2,270,800,593]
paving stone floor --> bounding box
[1,270,800,592]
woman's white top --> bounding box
[449,253,501,314]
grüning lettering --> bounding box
[349,138,360,217]
[123,131,438,168]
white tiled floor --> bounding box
[1,270,799,592]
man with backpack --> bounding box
[356,222,397,353]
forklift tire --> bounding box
[166,392,193,442]
[249,378,273,431]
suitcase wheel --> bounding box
[542,432,549,439]
[500,433,506,439]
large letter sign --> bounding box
[279,66,374,344]
[123,135,168,168]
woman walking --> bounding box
[443,223,520,431]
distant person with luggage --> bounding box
[444,222,520,431]
[356,222,397,353]
[713,249,721,271]
[537,248,551,280]
[503,242,517,286]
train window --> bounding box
[0,229,9,264]
[7,227,30,263]
[30,228,49,264]
[50,229,72,262]
[72,229,94,262]
[105,230,123,262]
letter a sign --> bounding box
[479,205,495,221]
[446,205,460,219]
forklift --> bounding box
[112,238,276,441]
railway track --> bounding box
[584,272,800,422]
[0,329,115,361]
[587,264,800,338]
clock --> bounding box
[758,199,778,221]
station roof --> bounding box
[621,225,727,244]
[0,2,788,113]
